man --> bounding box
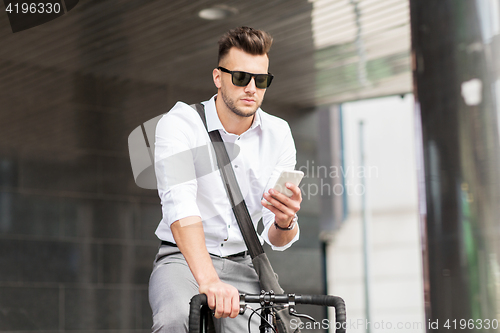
[149,26,302,333]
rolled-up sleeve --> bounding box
[155,103,201,226]
[260,126,300,251]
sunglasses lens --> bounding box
[255,75,270,89]
[232,71,251,86]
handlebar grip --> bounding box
[297,295,346,333]
[189,294,208,333]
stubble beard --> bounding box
[220,86,262,118]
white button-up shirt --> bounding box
[154,95,299,256]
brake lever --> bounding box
[289,308,316,322]
[287,294,316,322]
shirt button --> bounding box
[221,244,224,247]
[237,137,241,140]
[234,165,238,168]
[228,225,230,228]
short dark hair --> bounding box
[218,26,273,64]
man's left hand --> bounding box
[261,182,302,228]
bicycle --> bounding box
[189,290,347,333]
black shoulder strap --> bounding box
[192,103,264,259]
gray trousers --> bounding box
[148,244,261,333]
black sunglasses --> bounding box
[218,66,274,89]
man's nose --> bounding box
[244,77,257,93]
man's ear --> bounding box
[213,68,222,89]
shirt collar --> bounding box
[202,94,262,133]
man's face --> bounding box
[214,47,269,118]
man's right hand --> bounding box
[199,279,240,318]
[170,217,240,319]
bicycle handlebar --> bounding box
[189,293,208,333]
[189,293,346,333]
